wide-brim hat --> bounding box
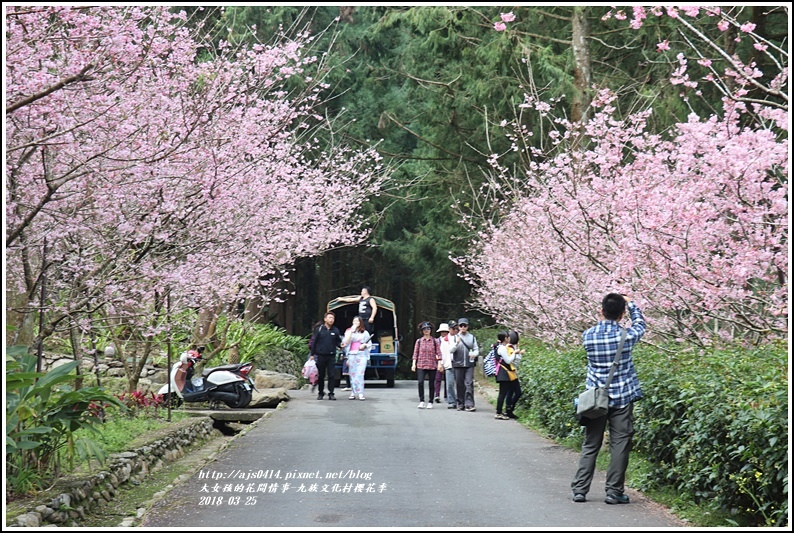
[437,323,450,333]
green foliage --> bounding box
[71,406,189,457]
[6,346,126,494]
[225,321,308,375]
[515,340,586,441]
[632,342,788,527]
[514,340,789,527]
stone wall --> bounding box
[8,417,216,527]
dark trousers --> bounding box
[315,354,336,394]
[434,369,445,399]
[417,368,436,402]
[506,380,522,411]
[571,402,635,496]
[496,380,522,414]
[454,366,475,408]
[359,315,374,335]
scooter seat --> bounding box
[201,364,241,377]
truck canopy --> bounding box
[327,296,399,348]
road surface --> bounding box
[142,381,686,528]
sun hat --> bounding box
[437,323,450,333]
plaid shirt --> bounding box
[413,336,442,370]
[582,302,647,409]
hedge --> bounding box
[514,340,788,527]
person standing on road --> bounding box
[504,330,523,419]
[494,331,513,420]
[451,317,479,412]
[309,312,343,401]
[412,321,443,409]
[571,293,647,505]
[343,316,372,401]
[433,323,450,404]
[439,320,459,409]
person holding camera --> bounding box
[571,293,646,504]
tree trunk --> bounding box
[228,345,240,364]
[571,7,592,126]
[68,317,84,390]
[194,305,222,346]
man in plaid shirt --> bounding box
[571,293,646,505]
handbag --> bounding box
[576,329,627,419]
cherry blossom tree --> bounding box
[456,6,788,347]
[5,6,387,372]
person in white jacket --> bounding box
[438,321,459,409]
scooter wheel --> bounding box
[224,383,252,408]
[161,392,183,408]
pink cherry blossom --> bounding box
[494,22,507,32]
[657,40,671,51]
[740,22,757,33]
[5,6,387,340]
[500,12,515,23]
[456,93,788,346]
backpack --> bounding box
[483,343,500,377]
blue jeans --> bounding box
[445,369,457,405]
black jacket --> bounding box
[310,325,343,356]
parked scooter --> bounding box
[157,347,255,409]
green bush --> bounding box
[6,346,126,494]
[231,322,308,375]
[515,340,788,527]
[516,340,585,441]
[632,343,788,527]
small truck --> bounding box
[327,295,401,387]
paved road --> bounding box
[142,381,686,528]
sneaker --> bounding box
[465,407,476,412]
[343,387,352,391]
[349,395,356,400]
[495,413,509,420]
[328,393,336,401]
[434,397,441,403]
[447,404,457,409]
[572,493,586,503]
[604,493,630,505]
[317,393,324,400]
[358,394,365,401]
[506,411,518,419]
[456,406,464,411]
[417,402,426,409]
[426,403,433,409]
